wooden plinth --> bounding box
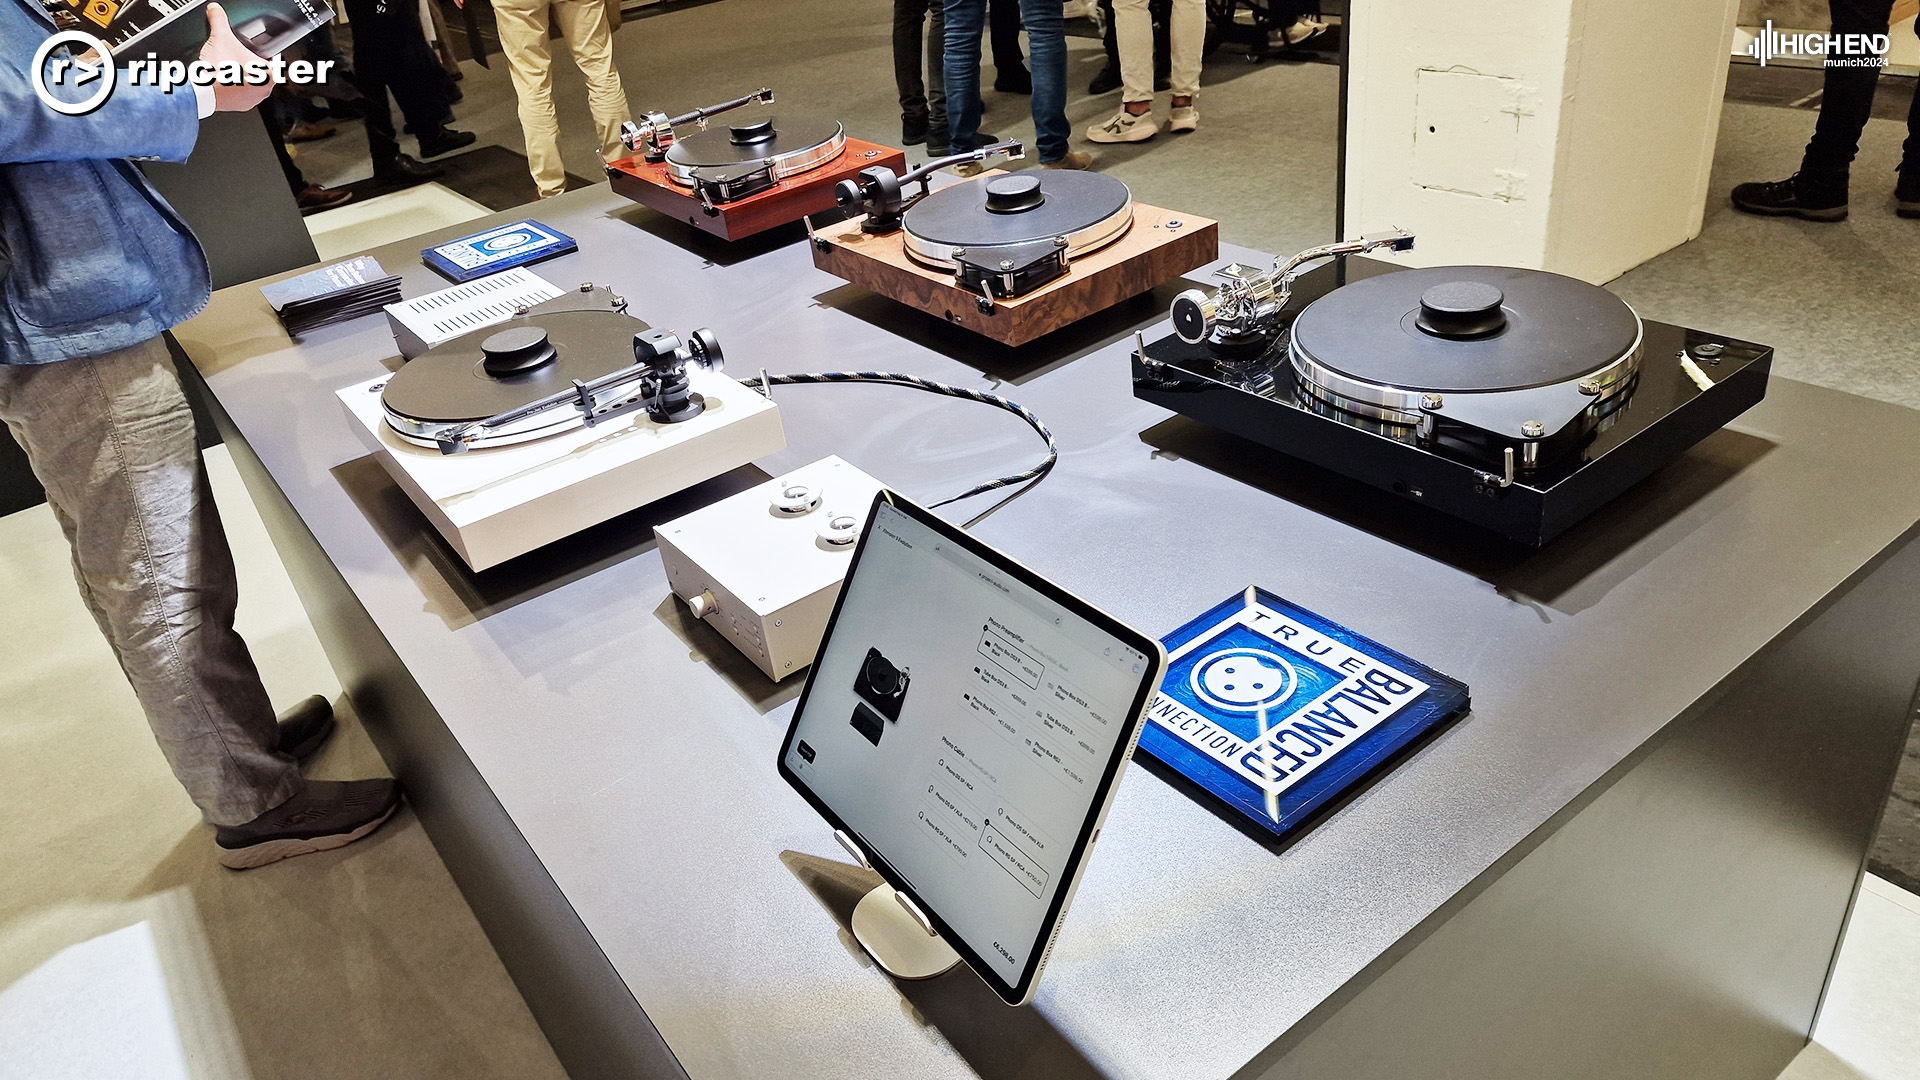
[606,139,906,242]
[808,180,1219,347]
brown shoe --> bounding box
[1042,150,1094,171]
[295,185,354,214]
[215,779,401,869]
[285,120,337,143]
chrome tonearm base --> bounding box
[1170,228,1416,345]
[620,88,777,162]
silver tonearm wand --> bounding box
[620,88,777,160]
[1170,228,1416,345]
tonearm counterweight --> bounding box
[832,140,1026,234]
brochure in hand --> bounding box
[259,255,403,336]
[1137,586,1469,840]
[46,0,333,60]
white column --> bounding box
[1343,0,1743,283]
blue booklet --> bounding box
[1138,587,1469,840]
[422,220,578,283]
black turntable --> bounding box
[1136,234,1772,545]
[618,88,847,207]
[380,287,726,454]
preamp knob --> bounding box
[687,590,719,619]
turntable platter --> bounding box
[382,310,647,427]
[903,171,1132,261]
[664,114,846,183]
[1290,266,1641,394]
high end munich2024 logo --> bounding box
[1746,19,1891,68]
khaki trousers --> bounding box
[1115,0,1202,102]
[0,339,302,826]
[492,0,633,198]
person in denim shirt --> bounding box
[0,0,400,868]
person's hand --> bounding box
[198,3,276,112]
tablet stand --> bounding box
[851,883,960,980]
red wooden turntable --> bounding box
[607,139,906,243]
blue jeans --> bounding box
[943,0,1068,163]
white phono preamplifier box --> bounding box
[655,456,887,680]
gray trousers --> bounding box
[0,337,302,826]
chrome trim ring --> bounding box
[1289,321,1644,426]
[901,201,1134,272]
[663,124,846,187]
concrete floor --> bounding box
[5,3,1920,1076]
[0,446,567,1080]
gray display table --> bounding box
[172,184,1920,1080]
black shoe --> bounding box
[1730,173,1847,221]
[1088,66,1121,95]
[373,153,445,186]
[994,69,1032,94]
[1898,162,1920,219]
[416,127,476,158]
[215,779,401,869]
[903,117,930,146]
[276,695,337,760]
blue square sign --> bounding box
[1138,587,1469,840]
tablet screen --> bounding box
[779,494,1163,1004]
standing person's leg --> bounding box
[942,0,988,151]
[1088,0,1155,143]
[1799,0,1896,183]
[1091,0,1122,94]
[551,0,634,166]
[896,0,933,143]
[927,0,951,153]
[1165,0,1202,132]
[384,5,466,153]
[1733,0,1894,219]
[493,0,568,197]
[1150,0,1171,85]
[1018,0,1071,164]
[989,0,1030,91]
[0,342,301,827]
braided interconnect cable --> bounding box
[738,371,1058,507]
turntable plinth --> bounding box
[607,139,906,242]
[810,181,1218,346]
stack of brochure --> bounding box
[259,256,404,336]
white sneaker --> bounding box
[1168,105,1198,133]
[1086,108,1157,144]
[1270,15,1328,46]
